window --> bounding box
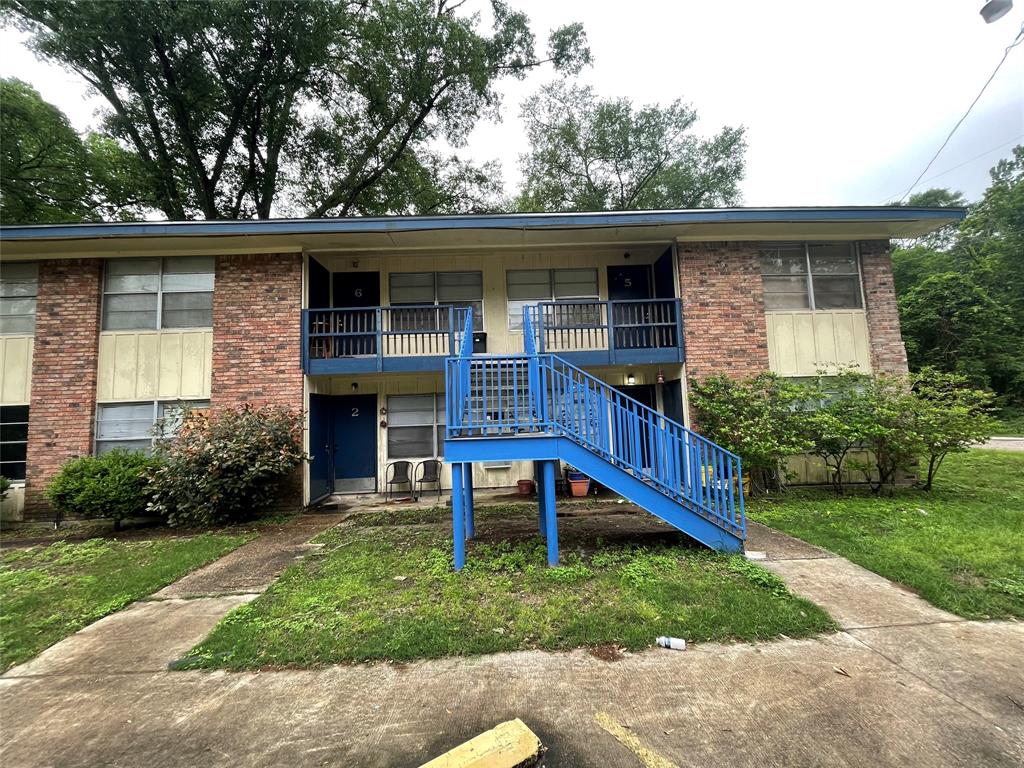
[0,262,38,335]
[0,405,29,481]
[389,271,483,330]
[102,257,215,330]
[506,268,599,330]
[95,400,209,455]
[760,244,862,311]
[386,394,445,459]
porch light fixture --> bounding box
[626,373,636,385]
[981,0,1013,23]
[656,369,665,384]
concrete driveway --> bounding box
[1,519,1022,767]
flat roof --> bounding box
[0,207,965,259]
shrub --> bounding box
[148,404,307,527]
[44,450,160,527]
[689,372,813,491]
[802,370,876,494]
[0,475,10,501]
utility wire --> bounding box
[882,133,1024,201]
[895,21,1024,203]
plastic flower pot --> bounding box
[517,479,535,496]
[569,478,590,497]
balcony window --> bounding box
[386,394,445,459]
[760,244,862,311]
[102,257,215,331]
[0,405,29,481]
[506,268,598,330]
[95,400,209,455]
[0,262,38,335]
[389,271,482,330]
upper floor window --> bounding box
[95,400,209,455]
[506,268,599,330]
[102,257,215,331]
[389,271,483,330]
[0,262,38,335]
[760,244,862,311]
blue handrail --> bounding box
[304,305,470,362]
[445,304,744,537]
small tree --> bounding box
[910,368,997,490]
[44,450,159,528]
[148,404,306,527]
[802,370,875,494]
[689,373,813,492]
[844,374,923,493]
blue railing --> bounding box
[524,299,683,362]
[444,306,745,536]
[303,304,470,372]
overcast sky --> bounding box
[2,0,1021,209]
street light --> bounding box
[981,0,1013,23]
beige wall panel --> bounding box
[767,311,872,377]
[97,330,213,402]
[0,336,33,405]
[0,484,25,522]
[786,449,878,486]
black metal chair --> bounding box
[385,460,414,501]
[415,459,443,501]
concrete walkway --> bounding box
[2,519,1022,767]
[980,437,1024,452]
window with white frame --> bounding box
[0,262,39,335]
[95,400,209,455]
[506,268,599,330]
[102,257,215,331]
[389,271,483,331]
[0,405,29,481]
[760,244,863,311]
[386,394,445,459]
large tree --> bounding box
[1,0,589,220]
[515,81,746,212]
[0,77,146,223]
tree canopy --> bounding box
[892,147,1024,406]
[515,81,746,212]
[1,0,589,220]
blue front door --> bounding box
[333,394,377,492]
[308,394,334,502]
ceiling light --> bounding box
[981,0,1013,23]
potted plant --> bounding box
[565,467,590,497]
[516,478,535,496]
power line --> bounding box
[882,134,1024,201]
[895,21,1024,203]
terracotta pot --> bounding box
[517,479,535,496]
[569,478,590,497]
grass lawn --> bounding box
[0,532,251,671]
[994,408,1024,436]
[177,507,834,670]
[750,450,1024,620]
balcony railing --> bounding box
[524,299,684,366]
[302,305,470,373]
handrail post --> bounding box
[675,298,685,358]
[448,306,455,355]
[537,305,546,353]
[606,300,616,365]
[375,306,383,371]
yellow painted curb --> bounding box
[418,718,543,768]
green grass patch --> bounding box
[0,532,250,671]
[750,450,1024,620]
[177,522,833,669]
[994,407,1024,436]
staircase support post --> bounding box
[463,463,475,539]
[542,459,559,566]
[535,460,546,537]
[452,462,466,570]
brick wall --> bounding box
[677,242,770,380]
[23,260,103,519]
[860,240,909,374]
[210,253,304,410]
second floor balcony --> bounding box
[302,298,684,375]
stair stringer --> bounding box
[444,434,745,553]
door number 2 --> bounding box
[351,407,359,417]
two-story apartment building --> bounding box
[0,207,962,521]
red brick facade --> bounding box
[210,254,304,410]
[23,260,103,519]
[860,240,909,374]
[677,243,770,380]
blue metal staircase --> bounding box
[443,308,746,569]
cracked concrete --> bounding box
[1,517,1022,767]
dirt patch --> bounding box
[587,644,625,662]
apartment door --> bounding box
[308,394,334,502]
[332,394,378,492]
[332,272,380,356]
[607,265,654,349]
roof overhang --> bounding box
[0,207,965,260]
